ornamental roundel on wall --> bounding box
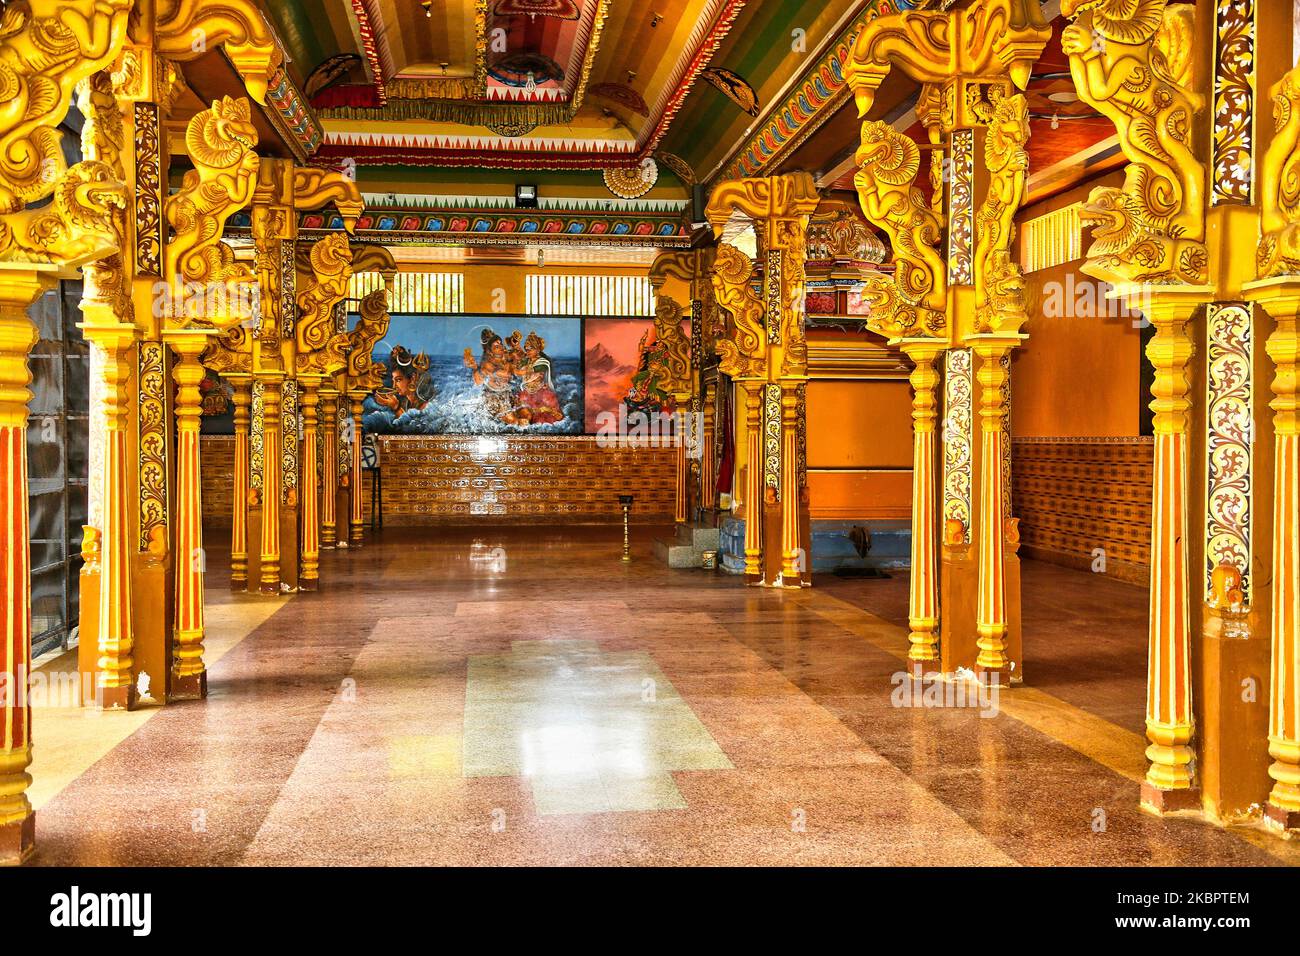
[604,158,658,199]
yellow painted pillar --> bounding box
[899,341,942,672]
[0,266,55,865]
[298,378,322,589]
[78,318,139,710]
[259,373,284,593]
[228,374,252,589]
[1244,278,1300,829]
[779,382,803,585]
[1266,296,1300,827]
[349,394,365,545]
[970,336,1022,680]
[165,329,212,700]
[740,381,763,583]
[320,387,339,549]
[1127,287,1207,812]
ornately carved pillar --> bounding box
[166,330,211,699]
[260,374,284,592]
[0,268,56,865]
[1133,288,1205,810]
[349,396,365,545]
[320,387,339,549]
[899,341,942,672]
[229,374,252,587]
[298,380,321,589]
[79,318,139,709]
[970,337,1020,679]
[741,381,763,581]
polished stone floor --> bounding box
[27,526,1300,866]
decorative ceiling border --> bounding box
[359,193,687,213]
[228,207,688,240]
[350,0,388,104]
[713,0,907,184]
[265,66,324,159]
[639,0,750,154]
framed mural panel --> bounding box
[583,317,653,432]
[362,314,584,435]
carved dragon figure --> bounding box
[709,243,765,378]
[347,286,391,391]
[0,159,124,264]
[1258,60,1300,278]
[1061,0,1207,285]
[0,0,132,215]
[165,96,260,288]
[295,231,354,373]
[974,91,1030,334]
[853,120,946,338]
[651,295,693,398]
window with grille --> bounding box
[348,272,465,313]
[525,274,654,316]
[1019,203,1084,273]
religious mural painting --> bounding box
[361,314,584,435]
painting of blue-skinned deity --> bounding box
[361,314,583,435]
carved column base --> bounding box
[171,668,208,702]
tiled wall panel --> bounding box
[1012,437,1152,585]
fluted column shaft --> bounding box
[1267,307,1300,822]
[0,269,53,865]
[779,384,802,586]
[350,397,365,545]
[298,381,321,590]
[741,381,762,583]
[901,342,942,669]
[1142,300,1198,802]
[229,376,252,588]
[80,319,138,709]
[321,390,338,548]
[165,330,211,700]
[259,375,284,592]
[971,339,1014,678]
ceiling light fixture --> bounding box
[516,184,538,208]
[421,1,433,18]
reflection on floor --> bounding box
[28,526,1300,866]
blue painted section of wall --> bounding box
[716,516,911,575]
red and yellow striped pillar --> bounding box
[0,266,54,865]
[1266,300,1300,827]
[899,340,943,673]
[298,378,322,589]
[349,395,365,546]
[779,383,803,586]
[79,317,139,710]
[1134,287,1204,812]
[969,335,1022,681]
[1245,277,1300,829]
[320,386,339,549]
[740,381,763,583]
[165,329,212,700]
[228,374,252,589]
[259,374,284,592]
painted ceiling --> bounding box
[245,1,1121,246]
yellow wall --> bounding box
[1012,170,1144,438]
[806,379,912,468]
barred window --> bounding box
[525,274,654,316]
[349,272,465,313]
[1019,203,1084,274]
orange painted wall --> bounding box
[805,373,912,520]
[1012,169,1144,438]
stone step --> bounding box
[652,537,707,569]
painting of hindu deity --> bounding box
[584,313,692,431]
[362,314,583,435]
